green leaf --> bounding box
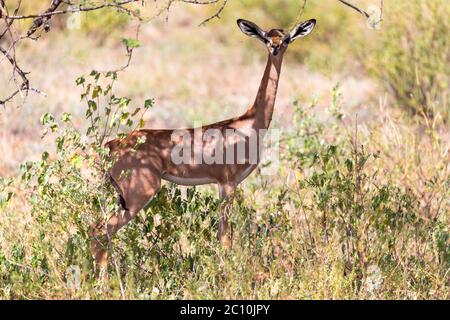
[120,112,130,124]
[88,100,97,111]
[76,76,85,86]
[70,154,83,169]
[345,159,353,172]
[119,97,131,109]
[40,113,55,125]
[110,96,120,105]
[61,113,72,122]
[122,38,141,49]
[56,136,65,151]
[104,84,112,96]
[131,108,141,117]
[92,85,102,99]
[50,123,59,133]
[90,70,100,81]
[144,99,154,109]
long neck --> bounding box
[251,54,283,129]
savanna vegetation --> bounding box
[0,0,448,299]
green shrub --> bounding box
[362,0,450,121]
[0,70,152,298]
[7,1,132,36]
[281,90,448,298]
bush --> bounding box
[280,91,449,298]
[0,81,448,299]
[0,70,152,298]
[361,0,450,121]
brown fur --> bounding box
[90,19,316,271]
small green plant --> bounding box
[361,0,450,121]
[0,70,152,297]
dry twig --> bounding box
[0,0,227,107]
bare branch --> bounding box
[338,0,384,27]
[0,44,30,106]
[150,0,221,24]
[0,0,143,107]
[338,0,370,18]
[199,0,228,26]
[295,0,383,27]
[27,0,64,37]
[7,0,140,21]
[0,0,230,107]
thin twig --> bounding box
[338,0,384,27]
[199,0,228,26]
[338,0,369,18]
[7,0,139,20]
[0,0,142,107]
[0,0,228,108]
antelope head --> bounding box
[237,18,317,57]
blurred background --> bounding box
[2,0,447,177]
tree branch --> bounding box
[199,0,228,26]
[27,0,64,37]
[338,0,370,18]
[0,0,230,107]
[0,0,142,107]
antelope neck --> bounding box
[249,54,284,130]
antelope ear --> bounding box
[237,19,267,42]
[288,19,316,43]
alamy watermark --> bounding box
[170,122,281,176]
[66,6,82,30]
[66,265,81,290]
